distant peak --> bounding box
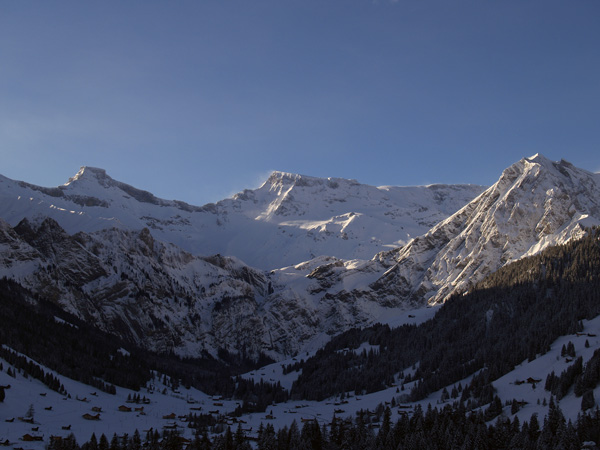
[266,171,307,182]
[262,170,359,189]
[64,166,110,186]
[525,153,547,162]
[523,153,575,170]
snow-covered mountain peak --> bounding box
[61,165,174,207]
[64,166,109,186]
[366,155,600,306]
[505,153,596,184]
[259,170,359,194]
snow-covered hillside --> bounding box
[0,168,485,270]
[2,312,599,448]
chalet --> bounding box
[82,413,101,421]
[45,406,52,411]
[118,405,132,412]
[21,434,43,442]
[92,406,102,413]
[162,413,177,420]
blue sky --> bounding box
[1,1,599,205]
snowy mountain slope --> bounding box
[318,154,600,308]
[0,168,485,270]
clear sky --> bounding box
[1,1,599,205]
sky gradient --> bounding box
[1,1,599,205]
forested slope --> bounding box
[290,227,600,402]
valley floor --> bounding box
[2,313,600,449]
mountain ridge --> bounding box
[0,166,485,270]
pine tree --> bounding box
[581,390,596,411]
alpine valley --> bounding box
[2,153,600,449]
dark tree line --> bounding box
[49,401,600,450]
[0,347,68,395]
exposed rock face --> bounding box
[0,217,388,359]
[0,217,270,358]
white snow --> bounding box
[0,169,485,271]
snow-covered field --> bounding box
[2,312,599,448]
